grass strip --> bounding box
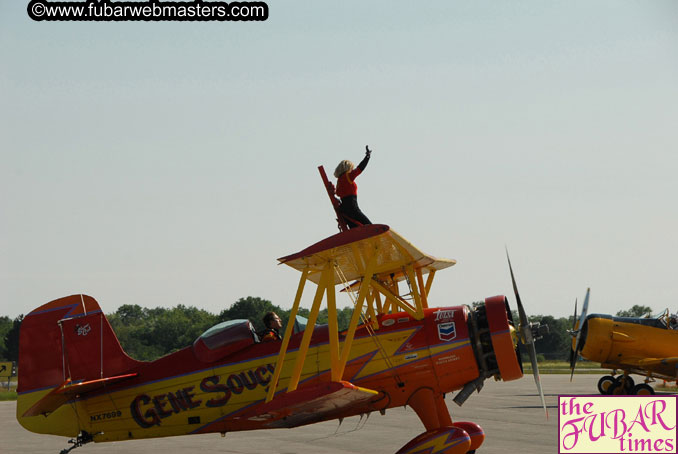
[0,390,17,401]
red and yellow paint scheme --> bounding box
[571,289,678,395]
[17,224,542,454]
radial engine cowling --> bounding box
[452,296,522,408]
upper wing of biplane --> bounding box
[278,224,455,285]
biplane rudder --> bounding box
[17,294,140,436]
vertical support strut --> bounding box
[415,268,428,309]
[405,265,425,319]
[287,265,332,392]
[335,251,378,380]
[373,290,383,314]
[266,269,309,403]
[364,291,379,330]
[425,269,436,296]
[326,267,341,381]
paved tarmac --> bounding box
[2,375,602,454]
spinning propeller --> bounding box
[569,288,590,380]
[506,250,549,418]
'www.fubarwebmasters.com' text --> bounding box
[27,0,269,22]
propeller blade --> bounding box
[527,339,548,419]
[580,288,590,323]
[570,288,590,381]
[505,249,548,418]
[569,357,577,382]
[505,250,528,331]
[572,298,578,331]
[568,298,577,370]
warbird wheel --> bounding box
[632,383,655,395]
[597,375,615,394]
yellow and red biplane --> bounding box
[570,288,678,395]
[17,224,546,454]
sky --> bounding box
[1,1,677,321]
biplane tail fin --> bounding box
[16,295,141,435]
[18,294,140,395]
[17,295,141,430]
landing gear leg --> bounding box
[607,373,635,395]
[59,431,94,454]
[396,388,483,454]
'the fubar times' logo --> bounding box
[559,395,677,453]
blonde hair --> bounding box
[334,160,354,178]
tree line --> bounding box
[0,299,653,362]
[102,296,356,361]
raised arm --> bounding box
[357,145,372,171]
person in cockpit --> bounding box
[260,311,282,341]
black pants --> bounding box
[339,195,372,228]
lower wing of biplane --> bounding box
[239,380,378,428]
[17,225,547,454]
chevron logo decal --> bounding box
[437,322,456,342]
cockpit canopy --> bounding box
[192,316,312,363]
[193,319,258,363]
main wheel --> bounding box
[597,375,616,394]
[632,383,655,395]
